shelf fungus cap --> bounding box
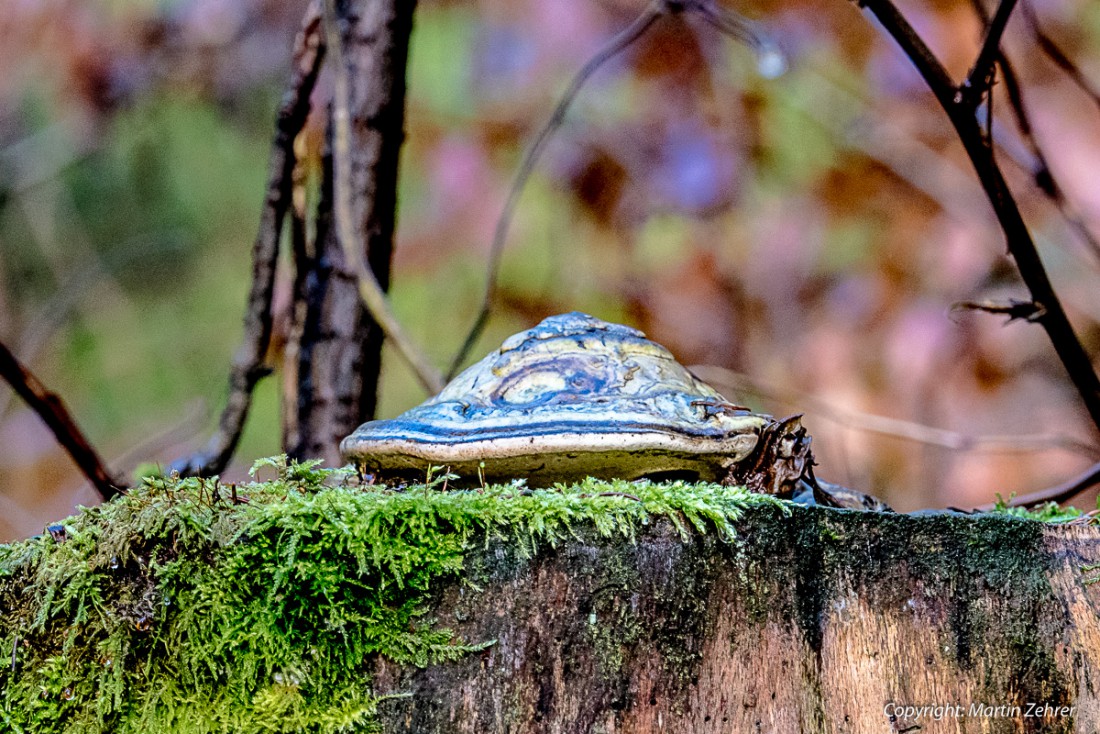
[341,312,776,485]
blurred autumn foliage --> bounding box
[2,0,1100,540]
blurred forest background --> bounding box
[2,0,1100,541]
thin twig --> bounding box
[169,1,325,477]
[991,49,1100,262]
[966,0,1100,263]
[976,460,1100,510]
[446,0,786,378]
[446,3,665,379]
[950,298,1045,323]
[1018,1,1100,113]
[688,0,787,78]
[691,364,1100,460]
[856,0,1100,434]
[858,0,956,95]
[109,399,209,474]
[322,0,444,395]
[960,0,1018,108]
[0,237,190,422]
[0,339,120,501]
[806,68,989,221]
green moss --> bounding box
[986,499,1084,524]
[0,457,775,734]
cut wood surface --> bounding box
[373,504,1100,734]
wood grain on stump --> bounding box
[373,504,1100,733]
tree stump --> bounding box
[3,479,1098,733]
[372,504,1100,733]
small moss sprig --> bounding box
[987,497,1084,524]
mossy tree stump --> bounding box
[1,465,1098,733]
[373,505,1100,733]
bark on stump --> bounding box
[372,504,1100,733]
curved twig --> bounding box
[446,3,665,379]
[977,460,1100,510]
[446,0,787,378]
[994,57,1100,262]
[169,1,325,477]
[321,0,445,395]
[0,339,120,501]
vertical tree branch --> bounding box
[281,149,312,452]
[0,339,120,501]
[290,0,420,464]
[322,0,443,394]
[855,0,1100,433]
[170,2,324,476]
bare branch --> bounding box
[965,0,1100,262]
[169,1,325,477]
[977,460,1100,509]
[991,49,1100,262]
[959,0,1018,109]
[0,339,120,501]
[856,0,1100,434]
[321,0,444,395]
[855,0,957,103]
[446,3,664,379]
